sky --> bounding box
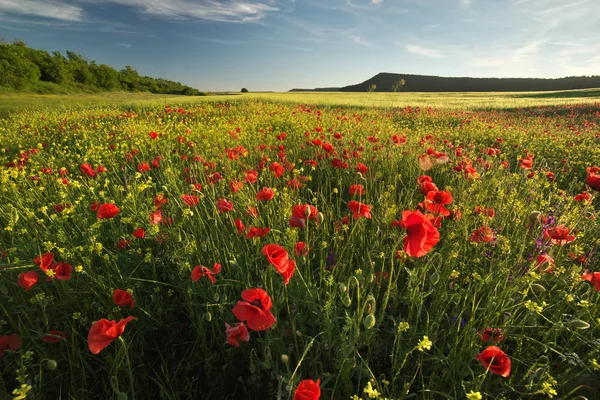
[0,0,599,92]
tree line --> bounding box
[0,40,204,95]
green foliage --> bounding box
[0,41,204,95]
[241,88,249,93]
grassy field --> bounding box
[1,88,600,119]
[0,92,599,399]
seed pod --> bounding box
[338,283,347,293]
[204,312,212,322]
[280,354,289,365]
[342,295,352,307]
[317,212,324,224]
[528,211,542,224]
[46,359,58,370]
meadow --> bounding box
[0,91,599,399]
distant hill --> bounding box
[289,87,341,92]
[0,40,205,95]
[290,72,600,92]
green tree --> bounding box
[367,83,376,92]
[241,88,249,93]
[392,79,406,92]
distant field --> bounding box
[1,88,599,118]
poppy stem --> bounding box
[118,336,135,399]
[284,285,300,361]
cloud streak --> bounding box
[404,44,442,58]
[0,0,84,21]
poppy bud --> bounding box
[281,354,289,365]
[342,295,352,307]
[213,292,220,302]
[317,212,324,224]
[46,359,58,370]
[338,283,347,293]
[363,314,376,329]
[569,319,590,329]
[528,211,542,224]
[304,207,312,217]
[204,312,212,322]
[116,392,128,400]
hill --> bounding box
[0,40,205,95]
[341,73,600,92]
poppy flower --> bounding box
[80,163,96,177]
[256,187,275,201]
[587,170,600,191]
[216,199,234,213]
[225,322,250,347]
[113,289,135,309]
[42,330,68,343]
[230,180,244,193]
[34,252,55,272]
[181,194,199,207]
[132,228,145,239]
[348,200,372,219]
[137,163,151,173]
[287,179,302,190]
[535,254,555,274]
[424,190,453,216]
[474,206,495,218]
[234,218,246,234]
[356,162,369,174]
[476,346,511,378]
[244,170,258,183]
[0,333,21,359]
[90,202,100,211]
[393,210,440,258]
[477,328,504,343]
[96,165,107,174]
[153,194,168,208]
[18,271,38,291]
[418,154,434,171]
[262,244,296,284]
[149,209,163,225]
[519,157,533,170]
[290,204,319,228]
[582,272,600,291]
[573,192,591,202]
[294,379,321,400]
[420,181,438,195]
[87,316,135,355]
[231,288,276,331]
[270,162,285,178]
[148,131,158,139]
[191,263,222,284]
[97,203,120,219]
[470,226,495,243]
[544,226,575,245]
[294,242,308,256]
[51,262,73,281]
[246,227,271,239]
[349,184,365,196]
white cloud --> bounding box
[372,0,384,4]
[459,0,471,7]
[404,44,442,58]
[0,0,84,21]
[93,0,279,22]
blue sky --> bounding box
[0,0,598,91]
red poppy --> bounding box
[420,181,438,195]
[477,328,504,343]
[356,162,369,174]
[153,194,168,208]
[96,165,107,174]
[0,333,21,359]
[137,163,151,173]
[132,228,145,239]
[50,262,73,281]
[535,254,555,274]
[270,162,285,178]
[246,227,271,239]
[349,184,365,196]
[42,330,68,343]
[262,244,295,284]
[181,194,199,207]
[256,187,275,201]
[97,203,120,219]
[231,288,276,331]
[149,209,163,225]
[116,238,131,249]
[294,242,308,256]
[544,226,575,245]
[293,379,321,400]
[230,180,244,193]
[587,170,600,191]
[519,157,533,170]
[234,218,246,234]
[424,190,453,216]
[348,200,371,219]
[191,263,222,284]
[80,163,96,177]
[573,192,591,202]
[113,289,135,309]
[90,202,100,211]
[393,210,440,257]
[582,272,600,291]
[148,131,158,139]
[34,252,55,272]
[225,322,250,347]
[217,198,234,213]
[287,178,302,190]
[18,271,38,291]
[470,226,495,243]
[244,170,258,183]
[418,154,434,171]
[290,204,319,228]
[476,346,511,378]
[474,206,495,218]
[87,316,135,355]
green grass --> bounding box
[2,88,600,120]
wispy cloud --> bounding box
[371,0,384,4]
[94,0,279,22]
[459,0,472,7]
[117,43,132,48]
[0,0,84,21]
[404,44,442,58]
[191,37,248,45]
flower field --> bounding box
[0,98,599,399]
